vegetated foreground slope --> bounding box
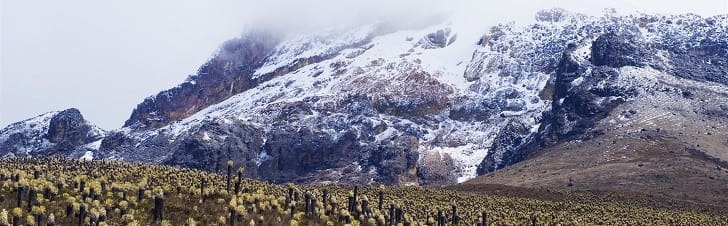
[1,158,727,225]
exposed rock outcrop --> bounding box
[591,33,652,68]
[0,108,105,158]
[476,11,728,174]
[46,108,99,146]
[124,32,281,129]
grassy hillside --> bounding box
[464,134,728,208]
[0,157,726,225]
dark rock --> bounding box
[591,33,651,68]
[0,133,31,156]
[363,71,453,119]
[477,120,533,174]
[368,136,421,184]
[417,152,458,186]
[666,39,728,85]
[163,121,265,178]
[416,28,454,49]
[125,29,378,130]
[448,99,498,122]
[45,108,97,146]
[112,116,426,185]
[258,126,357,183]
[124,32,281,129]
[98,131,136,153]
[0,109,104,158]
[550,60,636,139]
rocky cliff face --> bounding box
[464,16,728,205]
[538,14,727,143]
[0,108,105,159]
[124,32,281,129]
[97,22,479,185]
[477,10,727,174]
[2,9,726,186]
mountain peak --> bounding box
[2,10,726,188]
[0,108,105,158]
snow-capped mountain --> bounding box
[1,9,726,186]
[462,11,728,205]
[0,108,106,159]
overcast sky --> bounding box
[2,0,726,129]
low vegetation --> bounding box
[0,157,725,225]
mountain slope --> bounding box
[0,108,106,159]
[1,9,726,190]
[99,21,501,185]
[463,11,728,205]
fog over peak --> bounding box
[2,0,725,129]
[236,0,453,33]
